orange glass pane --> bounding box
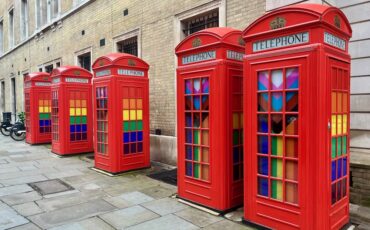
[286,182,298,204]
[337,93,342,113]
[202,113,209,128]
[70,100,75,107]
[81,100,87,108]
[202,148,209,163]
[123,99,129,109]
[130,99,136,109]
[39,100,43,106]
[202,131,209,146]
[286,160,298,181]
[286,138,298,158]
[201,165,209,181]
[137,99,143,109]
[331,92,336,113]
[233,113,239,129]
[76,100,81,107]
[343,93,348,112]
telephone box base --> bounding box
[51,150,93,157]
[242,219,271,230]
[91,166,151,177]
[177,196,242,215]
[26,140,51,145]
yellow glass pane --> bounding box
[70,100,75,107]
[123,110,129,121]
[233,113,239,129]
[331,92,336,113]
[240,114,243,128]
[343,93,348,112]
[81,100,87,108]
[343,114,347,134]
[337,93,342,113]
[331,115,336,136]
[76,100,81,107]
[82,108,87,116]
[137,99,143,109]
[44,107,48,113]
[137,110,143,120]
[70,108,75,116]
[39,107,44,113]
[130,99,136,109]
[123,99,129,109]
[130,110,136,120]
[76,108,81,116]
[337,115,342,135]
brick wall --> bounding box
[350,164,370,207]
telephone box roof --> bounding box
[51,66,92,78]
[26,72,50,81]
[92,53,149,69]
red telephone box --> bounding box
[175,28,245,212]
[92,53,150,174]
[50,66,93,155]
[24,72,52,144]
[242,4,352,229]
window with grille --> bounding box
[69,91,88,142]
[117,37,138,56]
[182,10,219,37]
[78,53,91,71]
[45,64,53,73]
[96,87,108,154]
[38,95,51,134]
[51,90,59,141]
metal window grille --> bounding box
[183,10,219,37]
[117,37,138,56]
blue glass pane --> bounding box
[343,157,347,176]
[338,158,343,178]
[82,133,87,140]
[76,125,81,132]
[193,96,200,110]
[39,120,44,127]
[70,133,75,141]
[130,132,137,142]
[185,113,192,127]
[186,146,192,160]
[258,115,268,133]
[45,120,50,126]
[271,92,283,112]
[233,147,239,163]
[124,144,130,154]
[185,129,192,143]
[202,78,209,93]
[131,143,136,153]
[258,156,268,175]
[186,162,192,176]
[137,131,143,141]
[138,142,143,152]
[258,177,268,197]
[82,124,87,132]
[202,95,209,110]
[123,133,130,143]
[185,80,192,94]
[258,135,268,154]
[70,125,75,133]
[331,161,336,181]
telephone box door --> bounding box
[245,57,307,229]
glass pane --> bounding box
[271,180,283,201]
[343,115,347,134]
[331,137,336,158]
[185,79,192,94]
[286,182,298,204]
[194,163,200,178]
[332,115,337,136]
[271,92,283,112]
[258,135,268,154]
[271,158,283,178]
[201,95,209,110]
[258,71,269,91]
[185,145,192,160]
[331,183,336,204]
[258,114,268,133]
[337,158,343,179]
[343,157,347,176]
[331,161,336,181]
[286,67,299,89]
[201,165,209,181]
[202,147,209,163]
[202,130,209,145]
[233,113,240,129]
[286,115,298,135]
[185,113,192,127]
[271,114,283,134]
[258,93,268,112]
[258,177,269,197]
[258,156,268,175]
[193,96,200,110]
[342,136,347,154]
[186,162,192,176]
[286,138,298,158]
[202,78,209,93]
[337,92,342,113]
[193,79,201,93]
[337,137,342,157]
[202,112,209,128]
[271,136,283,156]
[185,96,192,110]
[271,69,283,90]
[233,130,240,145]
[331,92,337,113]
[337,115,342,135]
[286,160,298,181]
[194,146,200,161]
[185,129,192,143]
[286,91,298,112]
[193,113,200,127]
[343,93,348,112]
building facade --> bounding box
[0,0,368,164]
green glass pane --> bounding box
[130,121,136,131]
[271,158,277,177]
[137,121,143,131]
[39,114,43,119]
[337,137,342,157]
[271,180,278,199]
[124,121,130,132]
[45,113,51,119]
[331,138,336,158]
[194,130,200,144]
[75,116,81,124]
[233,130,239,145]
[194,147,199,161]
[70,116,75,124]
[81,116,87,124]
[342,136,347,155]
[194,163,200,178]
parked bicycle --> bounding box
[10,112,26,141]
[0,112,13,136]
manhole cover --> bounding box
[147,169,177,186]
[29,179,74,195]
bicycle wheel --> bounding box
[0,126,11,136]
[10,130,26,141]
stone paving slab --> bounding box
[9,223,41,230]
[0,174,48,186]
[29,199,116,229]
[118,191,154,205]
[12,202,43,216]
[48,217,115,230]
[142,197,188,216]
[100,205,159,229]
[125,214,199,230]
[202,219,255,230]
[0,202,29,229]
[174,208,223,227]
[0,184,33,197]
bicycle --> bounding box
[0,118,13,136]
[10,112,26,141]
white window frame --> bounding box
[113,28,141,58]
[20,0,29,41]
[75,46,92,71]
[8,7,14,49]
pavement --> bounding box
[0,135,253,230]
